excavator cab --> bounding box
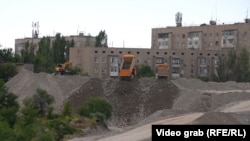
[55,62,72,75]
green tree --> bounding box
[0,121,17,141]
[0,63,18,82]
[78,97,113,120]
[65,39,74,61]
[215,48,250,82]
[21,98,39,125]
[137,64,155,78]
[35,37,55,73]
[32,88,55,117]
[53,33,67,64]
[0,79,19,127]
[0,48,14,63]
[236,48,250,82]
[22,41,35,63]
[95,30,108,47]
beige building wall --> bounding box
[69,47,230,79]
[152,22,250,50]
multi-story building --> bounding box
[69,19,250,79]
[152,20,250,50]
[15,33,96,55]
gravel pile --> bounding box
[5,72,89,113]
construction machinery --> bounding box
[119,54,137,80]
[156,63,169,79]
[55,62,72,75]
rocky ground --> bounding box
[5,72,250,141]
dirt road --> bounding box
[69,113,204,141]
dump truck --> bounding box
[156,63,169,79]
[119,54,137,80]
[55,62,72,75]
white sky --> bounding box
[0,0,249,50]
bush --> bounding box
[78,97,113,120]
[0,63,17,82]
[62,101,72,117]
[137,64,155,78]
[48,119,77,141]
[0,79,19,127]
[198,76,209,82]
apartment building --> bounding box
[69,20,249,79]
[15,33,96,55]
[152,21,250,50]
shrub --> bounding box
[137,64,155,78]
[78,97,113,120]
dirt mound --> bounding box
[5,72,89,113]
[68,78,180,127]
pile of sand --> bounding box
[5,72,89,113]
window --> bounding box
[137,51,140,54]
[204,33,207,37]
[119,51,122,54]
[102,57,106,63]
[172,67,180,73]
[222,30,235,36]
[182,34,185,38]
[189,32,199,38]
[94,67,98,73]
[111,67,118,72]
[111,51,114,54]
[228,39,234,44]
[147,52,150,55]
[172,58,180,65]
[215,41,219,46]
[158,33,169,39]
[194,41,199,45]
[191,69,194,74]
[189,41,192,45]
[210,33,213,37]
[102,67,106,73]
[200,67,207,75]
[223,39,226,44]
[102,51,106,53]
[95,50,98,53]
[136,58,140,64]
[216,33,219,36]
[200,58,206,65]
[94,57,98,63]
[156,57,164,64]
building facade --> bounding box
[15,33,96,55]
[69,20,250,79]
[152,21,250,50]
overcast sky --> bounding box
[0,0,249,50]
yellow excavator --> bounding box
[119,54,137,80]
[55,62,72,75]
